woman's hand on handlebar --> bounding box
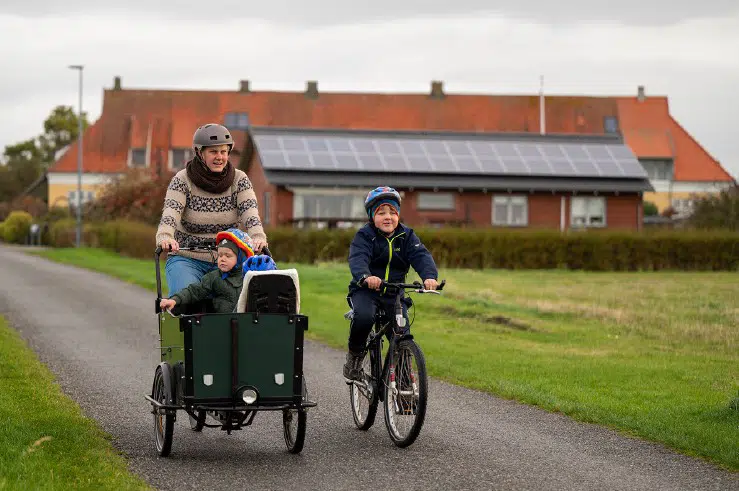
[251,238,267,254]
[160,238,180,252]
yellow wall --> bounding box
[643,191,713,211]
[48,183,105,208]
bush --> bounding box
[48,219,97,248]
[94,220,157,259]
[86,169,172,226]
[45,221,739,271]
[0,221,5,242]
[2,211,33,244]
[688,186,739,231]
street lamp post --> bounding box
[68,65,84,247]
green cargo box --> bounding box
[158,311,307,407]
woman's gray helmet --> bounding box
[192,124,233,155]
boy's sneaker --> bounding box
[343,350,365,381]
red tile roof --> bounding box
[49,84,734,183]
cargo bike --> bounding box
[145,243,316,457]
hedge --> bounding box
[45,221,739,271]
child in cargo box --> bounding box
[159,228,255,314]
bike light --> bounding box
[242,389,257,404]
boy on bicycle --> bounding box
[343,186,439,380]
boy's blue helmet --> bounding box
[364,186,401,219]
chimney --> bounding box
[430,80,445,99]
[637,85,646,102]
[305,80,319,99]
[113,76,122,90]
[239,80,250,93]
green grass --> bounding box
[0,315,151,490]
[30,248,739,471]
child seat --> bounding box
[236,269,301,314]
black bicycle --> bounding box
[345,279,445,447]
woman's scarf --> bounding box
[186,154,235,194]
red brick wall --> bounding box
[606,194,642,230]
[258,180,642,231]
[242,154,277,227]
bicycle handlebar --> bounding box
[358,278,446,294]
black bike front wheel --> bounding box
[152,365,175,457]
[349,352,379,430]
[383,339,428,447]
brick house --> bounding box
[47,77,733,227]
[245,126,650,230]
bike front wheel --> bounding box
[383,339,428,447]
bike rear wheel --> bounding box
[349,350,379,430]
[383,339,427,447]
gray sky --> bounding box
[1,1,738,179]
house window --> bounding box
[129,148,147,168]
[169,148,192,171]
[68,190,95,207]
[417,192,455,211]
[671,198,695,216]
[492,195,528,226]
[640,159,673,180]
[224,112,250,130]
[293,193,365,220]
[571,196,606,227]
[604,116,619,134]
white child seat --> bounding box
[236,269,301,314]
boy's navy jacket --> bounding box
[348,222,438,295]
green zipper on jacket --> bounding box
[382,232,405,293]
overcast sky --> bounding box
[1,1,738,179]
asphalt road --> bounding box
[1,245,736,490]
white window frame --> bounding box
[128,147,149,168]
[570,196,607,228]
[492,195,528,226]
[168,148,193,171]
[417,192,455,211]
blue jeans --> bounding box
[165,255,218,296]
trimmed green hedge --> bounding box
[46,221,739,271]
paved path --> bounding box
[1,245,735,490]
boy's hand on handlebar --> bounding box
[364,276,382,290]
[160,238,179,252]
[159,298,177,311]
[423,278,438,291]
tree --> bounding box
[37,105,88,168]
[0,105,88,203]
[0,139,42,202]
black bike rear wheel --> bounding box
[349,352,379,430]
[383,340,427,447]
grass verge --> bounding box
[29,247,739,471]
[0,315,151,490]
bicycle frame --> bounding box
[358,280,445,401]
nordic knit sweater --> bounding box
[155,168,266,263]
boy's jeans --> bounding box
[165,255,218,296]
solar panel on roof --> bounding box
[251,133,648,180]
